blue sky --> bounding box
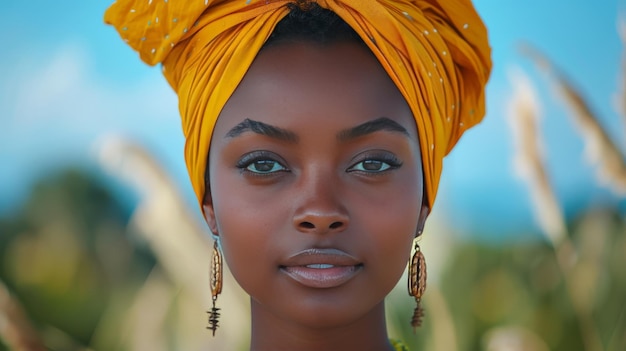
[1,1,624,240]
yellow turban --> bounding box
[105,0,491,211]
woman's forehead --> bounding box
[213,41,418,138]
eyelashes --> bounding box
[235,150,402,176]
[347,152,402,174]
[235,151,289,175]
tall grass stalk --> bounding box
[520,45,626,196]
[427,286,459,351]
[97,136,250,350]
[507,68,603,351]
[508,68,567,247]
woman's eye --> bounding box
[245,159,287,174]
[349,159,393,173]
[236,151,289,175]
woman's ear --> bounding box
[416,204,430,237]
[202,188,219,236]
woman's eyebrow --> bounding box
[225,118,299,143]
[337,117,409,141]
[225,117,408,142]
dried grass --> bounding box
[520,44,626,196]
[96,136,250,350]
[483,326,550,351]
[507,68,567,247]
[507,66,604,351]
[97,136,211,301]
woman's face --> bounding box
[204,41,428,329]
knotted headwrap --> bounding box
[105,0,491,211]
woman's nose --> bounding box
[292,173,349,235]
[293,209,349,234]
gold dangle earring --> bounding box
[207,239,223,336]
[408,237,427,331]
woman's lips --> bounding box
[280,248,363,289]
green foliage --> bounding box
[0,168,156,351]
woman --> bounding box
[105,1,491,350]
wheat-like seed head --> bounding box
[520,44,626,196]
[507,67,567,247]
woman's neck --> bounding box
[248,299,395,351]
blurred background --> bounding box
[0,1,625,350]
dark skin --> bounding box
[203,41,429,351]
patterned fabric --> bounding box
[105,0,492,211]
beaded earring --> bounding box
[408,238,427,331]
[207,239,223,336]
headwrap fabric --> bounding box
[105,0,492,211]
